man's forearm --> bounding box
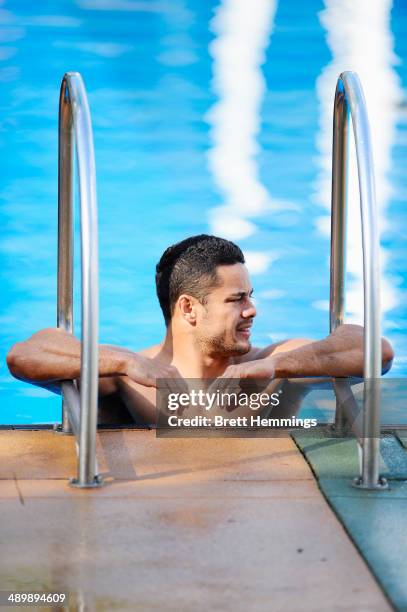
[271,324,394,378]
[272,341,361,378]
[6,328,129,383]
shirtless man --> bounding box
[6,234,394,425]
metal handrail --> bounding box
[330,71,386,489]
[57,72,102,488]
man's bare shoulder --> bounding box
[103,342,165,360]
[138,343,166,359]
[234,338,314,364]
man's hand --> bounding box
[204,358,277,413]
[125,354,182,388]
[220,358,276,381]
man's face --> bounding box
[195,263,256,356]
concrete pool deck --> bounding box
[0,430,391,611]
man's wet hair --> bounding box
[156,234,245,325]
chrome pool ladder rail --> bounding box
[330,71,387,490]
[57,72,102,488]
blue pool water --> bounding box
[1,0,406,424]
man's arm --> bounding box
[6,328,180,394]
[224,324,394,379]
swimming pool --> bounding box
[1,0,406,424]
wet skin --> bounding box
[6,263,394,426]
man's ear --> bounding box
[177,294,197,324]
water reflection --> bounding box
[206,0,278,244]
[314,0,403,323]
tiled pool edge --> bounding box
[292,432,407,611]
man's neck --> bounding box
[161,327,231,378]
